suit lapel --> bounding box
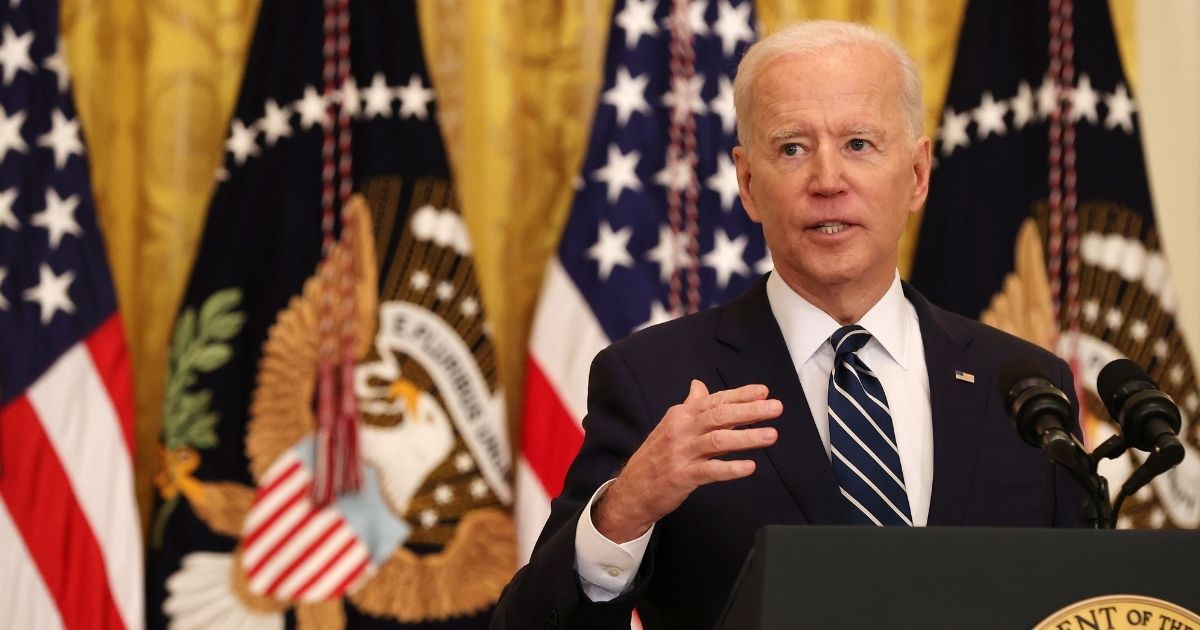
[905,284,989,526]
[711,279,990,526]
[714,277,848,524]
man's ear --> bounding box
[733,146,761,223]
[909,136,932,216]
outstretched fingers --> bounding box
[695,424,778,458]
[691,382,771,412]
[685,383,781,459]
[697,395,782,432]
[594,382,780,540]
[695,458,758,483]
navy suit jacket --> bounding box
[492,277,1083,630]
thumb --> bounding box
[686,379,709,402]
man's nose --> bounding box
[807,146,847,197]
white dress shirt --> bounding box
[575,271,933,601]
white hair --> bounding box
[733,20,924,147]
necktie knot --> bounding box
[830,324,871,356]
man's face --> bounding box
[733,44,931,299]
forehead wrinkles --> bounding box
[745,45,904,148]
[759,93,885,142]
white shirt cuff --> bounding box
[574,479,655,602]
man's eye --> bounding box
[782,143,801,156]
[848,138,869,151]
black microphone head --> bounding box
[998,358,1053,413]
[998,358,1071,447]
[1096,358,1155,420]
[1097,358,1183,452]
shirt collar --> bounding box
[765,270,912,368]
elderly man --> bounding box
[491,20,1081,630]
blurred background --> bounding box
[3,0,1196,627]
[60,0,1200,534]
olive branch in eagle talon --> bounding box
[152,288,247,547]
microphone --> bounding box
[1000,359,1111,527]
[1096,359,1184,466]
[998,359,1089,472]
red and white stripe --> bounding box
[516,261,609,564]
[0,315,143,630]
[241,449,372,602]
[518,262,645,629]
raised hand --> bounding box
[593,380,782,543]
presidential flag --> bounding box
[148,2,511,627]
[517,0,765,562]
[0,0,143,628]
[912,0,1199,528]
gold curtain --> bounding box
[62,0,261,529]
[64,0,1134,531]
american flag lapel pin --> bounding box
[955,370,976,384]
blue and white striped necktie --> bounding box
[827,325,913,526]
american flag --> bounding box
[0,0,143,628]
[517,0,765,564]
[238,439,406,603]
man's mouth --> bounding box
[813,222,849,235]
